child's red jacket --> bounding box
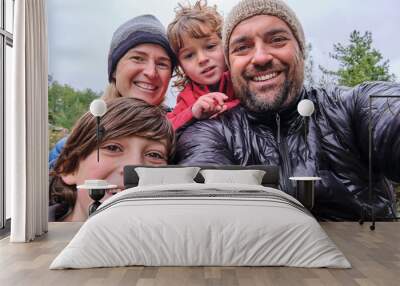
[167,72,240,130]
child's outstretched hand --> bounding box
[191,92,228,120]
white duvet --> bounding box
[50,183,351,269]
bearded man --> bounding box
[174,0,400,221]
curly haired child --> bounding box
[167,0,239,130]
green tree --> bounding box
[48,80,100,148]
[321,30,396,87]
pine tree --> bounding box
[321,30,396,87]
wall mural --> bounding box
[47,0,400,229]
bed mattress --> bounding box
[50,183,351,269]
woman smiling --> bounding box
[104,14,177,104]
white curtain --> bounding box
[7,0,48,242]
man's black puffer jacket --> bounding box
[174,82,400,220]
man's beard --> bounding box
[232,61,304,113]
[234,76,292,113]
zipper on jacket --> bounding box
[276,113,281,144]
[276,113,294,196]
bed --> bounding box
[50,165,350,269]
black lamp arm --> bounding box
[96,117,106,162]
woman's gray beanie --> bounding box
[108,14,177,82]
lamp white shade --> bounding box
[77,179,117,190]
[90,99,107,117]
[297,99,315,117]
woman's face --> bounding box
[62,135,168,192]
[114,43,172,105]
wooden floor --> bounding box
[0,222,399,286]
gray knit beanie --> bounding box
[108,14,177,82]
[222,0,306,65]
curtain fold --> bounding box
[8,0,48,242]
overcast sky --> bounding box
[47,0,400,106]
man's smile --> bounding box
[252,71,280,82]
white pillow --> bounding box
[200,169,266,185]
[135,167,200,186]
